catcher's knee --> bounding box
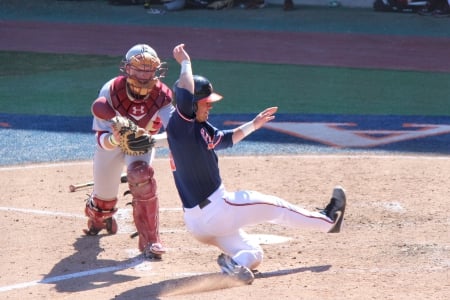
[84,195,118,235]
[127,160,157,200]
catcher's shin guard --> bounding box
[127,161,166,259]
[84,196,118,236]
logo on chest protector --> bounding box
[200,127,222,150]
[130,105,146,120]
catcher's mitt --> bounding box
[111,116,155,156]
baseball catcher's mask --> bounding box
[120,44,168,102]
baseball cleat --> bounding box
[105,217,118,234]
[83,217,117,236]
[320,186,346,233]
[143,243,166,260]
[217,253,255,284]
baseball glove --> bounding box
[110,116,155,156]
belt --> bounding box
[198,199,211,209]
[183,199,211,212]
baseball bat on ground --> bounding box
[69,173,128,192]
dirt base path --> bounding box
[1,155,449,299]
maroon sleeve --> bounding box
[91,96,116,120]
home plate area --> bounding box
[0,155,449,299]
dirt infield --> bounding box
[1,2,449,299]
[0,155,449,299]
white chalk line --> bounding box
[0,258,144,293]
[0,257,204,293]
[0,206,184,235]
[0,206,86,218]
[0,205,188,293]
[0,206,181,218]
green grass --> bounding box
[1,51,449,116]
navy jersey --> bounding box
[166,87,234,209]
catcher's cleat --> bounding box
[84,196,118,235]
[143,243,166,260]
[83,217,118,236]
[105,217,118,234]
[217,253,255,284]
[83,225,101,236]
[320,186,346,233]
[84,218,103,236]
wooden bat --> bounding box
[69,173,128,192]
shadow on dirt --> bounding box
[114,264,331,299]
[41,235,142,293]
[38,234,330,299]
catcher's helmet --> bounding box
[120,44,167,102]
[193,75,222,103]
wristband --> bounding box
[109,134,119,146]
[180,60,192,75]
[239,121,255,137]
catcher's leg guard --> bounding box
[127,161,166,259]
[84,196,118,236]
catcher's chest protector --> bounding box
[110,76,172,128]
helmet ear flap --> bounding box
[193,102,198,113]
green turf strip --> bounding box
[1,52,449,116]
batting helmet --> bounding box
[193,75,222,103]
[120,44,167,102]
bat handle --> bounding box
[68,182,94,193]
[69,175,126,193]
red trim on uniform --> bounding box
[208,132,222,150]
[176,105,195,122]
[222,198,334,224]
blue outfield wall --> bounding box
[1,113,449,166]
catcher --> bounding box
[84,44,174,259]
